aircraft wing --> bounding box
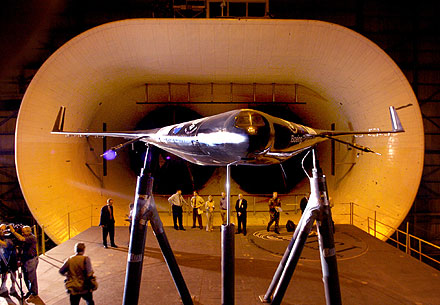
[316,106,404,137]
[51,106,149,139]
[51,106,153,159]
[313,106,404,155]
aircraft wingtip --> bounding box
[389,106,404,133]
[52,106,66,133]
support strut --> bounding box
[222,163,235,305]
[123,146,193,305]
[261,148,342,305]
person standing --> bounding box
[235,194,247,235]
[219,192,227,225]
[300,194,309,215]
[168,190,187,230]
[59,242,96,305]
[99,198,117,248]
[191,191,204,229]
[125,203,135,246]
[9,225,39,302]
[0,224,19,299]
[267,192,282,234]
[205,195,215,232]
[127,202,134,234]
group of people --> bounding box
[0,223,39,303]
[56,191,308,305]
[168,190,312,235]
[53,198,116,305]
[106,191,308,240]
[168,190,249,234]
[54,197,120,305]
[0,223,97,305]
[0,193,310,305]
[58,191,312,305]
[168,190,226,232]
[53,200,114,305]
[168,190,286,236]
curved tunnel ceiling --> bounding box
[15,19,424,244]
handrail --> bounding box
[331,202,440,269]
[367,217,440,268]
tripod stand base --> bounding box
[259,295,271,303]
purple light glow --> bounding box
[103,150,117,160]
[166,156,171,160]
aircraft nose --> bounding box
[234,110,271,153]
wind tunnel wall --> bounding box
[15,19,424,244]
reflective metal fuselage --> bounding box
[143,109,324,166]
[52,105,403,165]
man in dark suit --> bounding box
[99,198,117,248]
[235,194,247,235]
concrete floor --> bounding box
[2,224,440,305]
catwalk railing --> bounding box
[367,217,440,268]
[34,198,440,270]
[337,202,440,270]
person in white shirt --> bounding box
[168,190,187,230]
[205,195,215,232]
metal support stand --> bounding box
[0,250,25,305]
[261,149,342,305]
[260,210,306,302]
[123,146,193,305]
[221,163,235,305]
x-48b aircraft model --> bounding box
[52,106,404,164]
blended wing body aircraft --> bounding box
[52,106,404,165]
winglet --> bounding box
[52,106,66,133]
[389,106,404,133]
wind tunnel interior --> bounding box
[15,19,424,244]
